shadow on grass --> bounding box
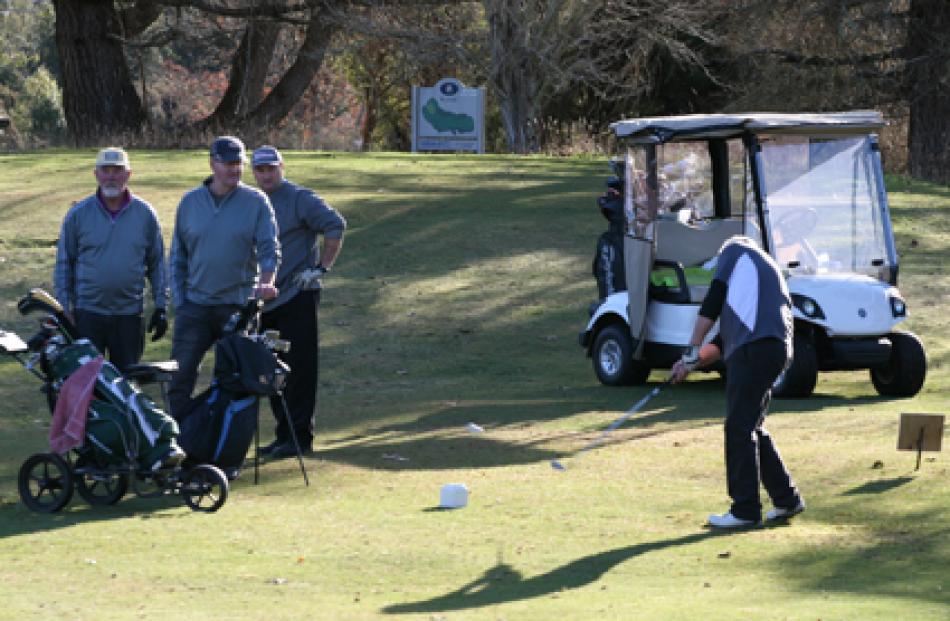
[315,379,723,471]
[381,528,745,614]
[0,492,191,539]
[841,476,915,495]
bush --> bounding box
[12,67,65,143]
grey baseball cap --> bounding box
[252,145,283,167]
[210,136,247,163]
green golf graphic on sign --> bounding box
[422,98,475,134]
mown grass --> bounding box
[0,151,947,620]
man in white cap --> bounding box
[168,136,281,419]
[252,145,345,458]
[54,147,168,372]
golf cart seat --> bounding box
[655,217,744,267]
[649,260,713,304]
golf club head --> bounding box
[17,288,63,317]
[550,459,567,472]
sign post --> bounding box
[412,78,485,153]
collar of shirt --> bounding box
[96,188,132,221]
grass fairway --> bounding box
[0,150,947,620]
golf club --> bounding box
[551,377,672,471]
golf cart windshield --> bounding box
[757,134,895,280]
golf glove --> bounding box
[293,265,328,290]
[148,308,168,342]
[679,345,701,373]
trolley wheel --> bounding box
[75,469,129,506]
[181,465,229,513]
[18,453,75,513]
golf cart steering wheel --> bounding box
[774,207,818,246]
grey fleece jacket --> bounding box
[265,179,346,311]
[170,178,280,308]
[54,192,167,315]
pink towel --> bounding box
[49,356,104,454]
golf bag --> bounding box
[177,311,289,472]
[44,338,182,471]
[593,179,626,298]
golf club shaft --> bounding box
[556,378,672,467]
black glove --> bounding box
[148,308,168,342]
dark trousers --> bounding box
[168,301,239,419]
[261,289,319,445]
[74,310,143,373]
[724,338,801,521]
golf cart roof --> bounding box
[611,111,884,143]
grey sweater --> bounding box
[54,193,166,315]
[170,179,280,308]
[265,180,346,311]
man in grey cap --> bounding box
[167,136,281,418]
[252,145,345,458]
[54,147,168,372]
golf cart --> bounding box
[579,111,926,398]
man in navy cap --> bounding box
[251,145,346,458]
[167,136,281,418]
[54,147,168,371]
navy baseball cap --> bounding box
[210,136,247,163]
[252,145,283,167]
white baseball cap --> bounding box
[95,147,130,169]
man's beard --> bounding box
[100,185,124,198]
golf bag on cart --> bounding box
[16,290,184,471]
[5,289,230,514]
[592,174,627,299]
[176,299,305,483]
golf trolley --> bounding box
[2,289,230,513]
[580,111,927,398]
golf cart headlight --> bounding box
[791,294,825,319]
[890,296,907,317]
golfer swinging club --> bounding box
[671,235,805,528]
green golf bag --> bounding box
[46,339,182,470]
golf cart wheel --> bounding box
[773,335,817,398]
[870,331,926,397]
[75,469,129,506]
[18,453,75,513]
[181,465,229,513]
[592,324,649,386]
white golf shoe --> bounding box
[765,500,805,522]
[707,512,758,529]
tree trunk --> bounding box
[906,0,950,185]
[487,1,538,153]
[52,0,145,144]
[203,19,281,133]
[238,10,337,134]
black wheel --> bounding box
[592,324,649,386]
[18,453,74,513]
[181,465,229,513]
[871,331,927,397]
[75,468,129,506]
[773,335,818,398]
